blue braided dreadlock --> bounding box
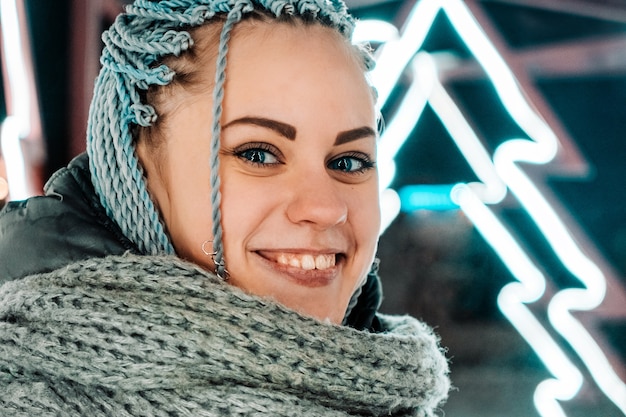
[87,0,374,278]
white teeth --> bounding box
[315,255,331,270]
[274,253,336,270]
[301,255,316,270]
[277,253,289,265]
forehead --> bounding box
[228,19,365,71]
[221,22,375,123]
[233,18,348,46]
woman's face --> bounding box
[138,22,380,324]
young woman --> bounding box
[0,0,450,414]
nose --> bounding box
[285,171,348,229]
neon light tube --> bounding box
[1,117,28,200]
[353,19,398,45]
[367,0,626,414]
[1,0,31,138]
[1,0,39,200]
[453,184,583,416]
[399,184,458,211]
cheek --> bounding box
[219,173,280,255]
[349,182,381,243]
[163,155,215,268]
[172,187,214,262]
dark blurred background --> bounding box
[1,1,625,416]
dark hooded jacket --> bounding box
[0,153,382,330]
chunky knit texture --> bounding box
[86,0,374,273]
[0,254,450,416]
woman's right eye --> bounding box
[234,143,282,166]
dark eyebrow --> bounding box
[222,117,296,140]
[222,117,375,145]
[334,126,377,146]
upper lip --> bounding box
[254,249,347,267]
[256,249,343,255]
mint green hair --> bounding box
[87,0,374,278]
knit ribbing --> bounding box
[0,254,449,416]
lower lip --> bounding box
[254,252,340,288]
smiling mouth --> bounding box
[257,251,339,271]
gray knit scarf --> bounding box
[0,254,449,416]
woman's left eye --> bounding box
[328,153,375,174]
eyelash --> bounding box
[231,143,376,175]
[233,142,283,167]
[328,152,376,175]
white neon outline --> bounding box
[417,53,507,204]
[369,0,441,106]
[380,188,401,233]
[453,184,583,417]
[0,116,27,201]
[0,0,31,200]
[425,57,587,414]
[376,58,429,192]
[358,0,626,414]
[352,19,399,44]
[1,0,30,138]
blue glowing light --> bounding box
[398,185,459,211]
[358,0,626,414]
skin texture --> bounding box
[137,21,380,324]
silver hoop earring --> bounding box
[202,240,216,257]
[201,240,229,281]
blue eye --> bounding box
[237,145,280,165]
[328,154,375,174]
